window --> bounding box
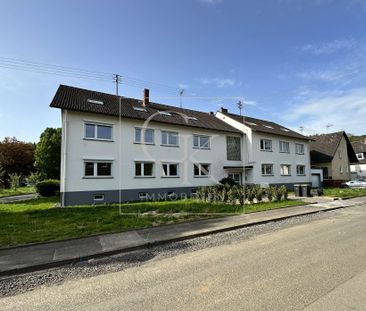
[296,165,306,176]
[193,135,210,149]
[357,153,364,159]
[322,167,329,179]
[134,128,154,144]
[161,131,179,146]
[93,194,105,201]
[263,125,274,129]
[84,162,112,177]
[295,143,304,155]
[260,139,272,151]
[340,166,343,174]
[84,123,112,140]
[227,136,241,161]
[158,111,172,116]
[279,141,290,153]
[162,163,179,177]
[135,162,154,177]
[338,150,342,159]
[280,164,291,176]
[261,164,273,176]
[194,163,210,177]
[187,116,198,121]
[228,173,241,185]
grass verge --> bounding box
[0,197,306,247]
[323,187,366,199]
[0,186,36,198]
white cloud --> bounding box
[200,77,236,88]
[299,39,358,55]
[282,87,366,135]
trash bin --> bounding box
[301,184,311,197]
[294,184,302,197]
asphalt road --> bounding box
[1,204,366,310]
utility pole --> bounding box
[113,74,121,96]
[237,100,243,116]
[179,89,184,108]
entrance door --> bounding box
[228,173,242,185]
[311,174,320,188]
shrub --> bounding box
[280,185,288,200]
[266,187,273,202]
[36,179,60,197]
[27,171,45,187]
[219,177,237,187]
[246,187,256,203]
[9,173,22,190]
[254,185,264,202]
[273,187,283,202]
[228,187,237,205]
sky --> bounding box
[1,0,366,142]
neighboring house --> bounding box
[215,108,312,188]
[309,132,358,183]
[51,85,243,206]
[350,138,366,179]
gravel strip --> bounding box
[0,210,339,298]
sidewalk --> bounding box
[1,197,365,277]
[0,194,37,204]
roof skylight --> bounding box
[87,99,104,105]
[187,116,198,121]
[133,106,147,112]
[281,128,290,132]
[246,121,257,126]
[263,125,274,129]
[158,111,172,116]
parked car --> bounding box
[340,180,366,188]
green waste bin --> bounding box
[301,184,311,197]
[294,184,302,197]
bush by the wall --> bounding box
[219,177,237,187]
[36,179,60,197]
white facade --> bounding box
[215,111,311,186]
[61,110,243,205]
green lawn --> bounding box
[0,186,36,198]
[323,187,366,199]
[0,197,306,247]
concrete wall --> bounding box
[330,136,351,180]
[61,110,243,205]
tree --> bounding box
[0,137,35,188]
[35,128,61,179]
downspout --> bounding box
[61,109,68,207]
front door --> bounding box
[228,173,242,185]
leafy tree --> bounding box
[0,137,35,188]
[35,128,61,179]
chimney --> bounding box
[220,107,228,114]
[143,88,149,107]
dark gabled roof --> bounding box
[309,131,359,164]
[352,141,366,164]
[219,109,309,140]
[351,141,366,153]
[50,85,241,134]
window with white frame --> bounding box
[340,165,343,174]
[193,135,210,149]
[338,150,342,159]
[84,161,112,177]
[280,164,291,176]
[226,136,241,161]
[260,139,272,151]
[84,123,112,140]
[296,165,306,175]
[357,153,364,159]
[162,163,179,177]
[134,128,154,144]
[279,141,290,153]
[193,163,210,177]
[161,131,179,146]
[261,164,273,176]
[295,143,304,155]
[135,162,154,177]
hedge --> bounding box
[35,179,60,197]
